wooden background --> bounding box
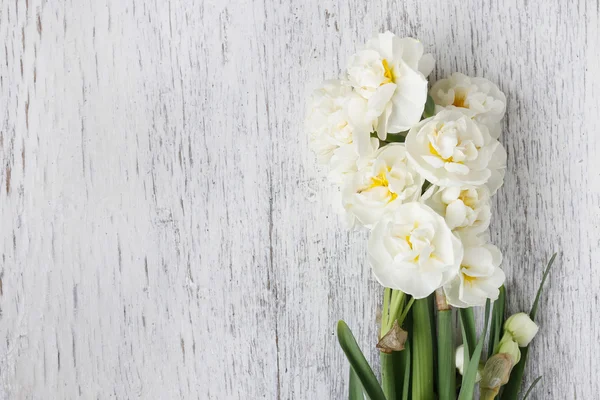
[0,0,598,398]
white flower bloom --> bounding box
[306,80,376,161]
[424,186,491,235]
[346,31,434,138]
[328,140,380,186]
[486,142,507,194]
[504,313,539,347]
[430,73,506,138]
[455,345,482,381]
[443,234,505,308]
[341,143,423,227]
[368,202,463,298]
[405,109,507,192]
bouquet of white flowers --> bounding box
[307,31,556,400]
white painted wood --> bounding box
[0,0,597,398]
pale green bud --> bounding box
[504,312,539,347]
[497,334,521,365]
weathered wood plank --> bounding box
[0,0,597,398]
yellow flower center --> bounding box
[452,89,468,108]
[382,59,394,84]
[461,265,478,286]
[369,171,389,188]
[360,168,398,203]
[458,191,476,208]
[429,142,455,163]
[462,273,477,286]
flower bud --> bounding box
[455,345,482,381]
[504,312,539,347]
[455,345,466,375]
[497,334,521,365]
[480,353,513,400]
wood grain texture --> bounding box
[0,0,598,398]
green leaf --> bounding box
[459,319,470,382]
[337,320,386,400]
[503,253,557,399]
[502,347,528,400]
[458,301,492,400]
[459,308,477,359]
[384,133,406,143]
[437,309,456,400]
[522,376,542,400]
[349,367,365,400]
[488,286,506,358]
[423,94,435,119]
[530,253,557,320]
[412,298,435,400]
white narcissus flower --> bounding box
[486,141,507,194]
[424,186,491,235]
[306,80,377,162]
[306,80,353,163]
[341,143,424,227]
[368,202,463,298]
[504,313,539,347]
[346,31,434,138]
[430,72,506,138]
[328,140,380,186]
[405,109,507,193]
[443,234,505,308]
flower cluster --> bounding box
[307,31,508,307]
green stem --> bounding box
[488,286,506,357]
[401,338,411,400]
[382,288,391,337]
[398,297,415,327]
[412,298,435,400]
[381,352,396,399]
[401,309,413,400]
[380,288,394,399]
[381,289,405,399]
[386,290,406,332]
[428,294,438,395]
[436,291,455,400]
